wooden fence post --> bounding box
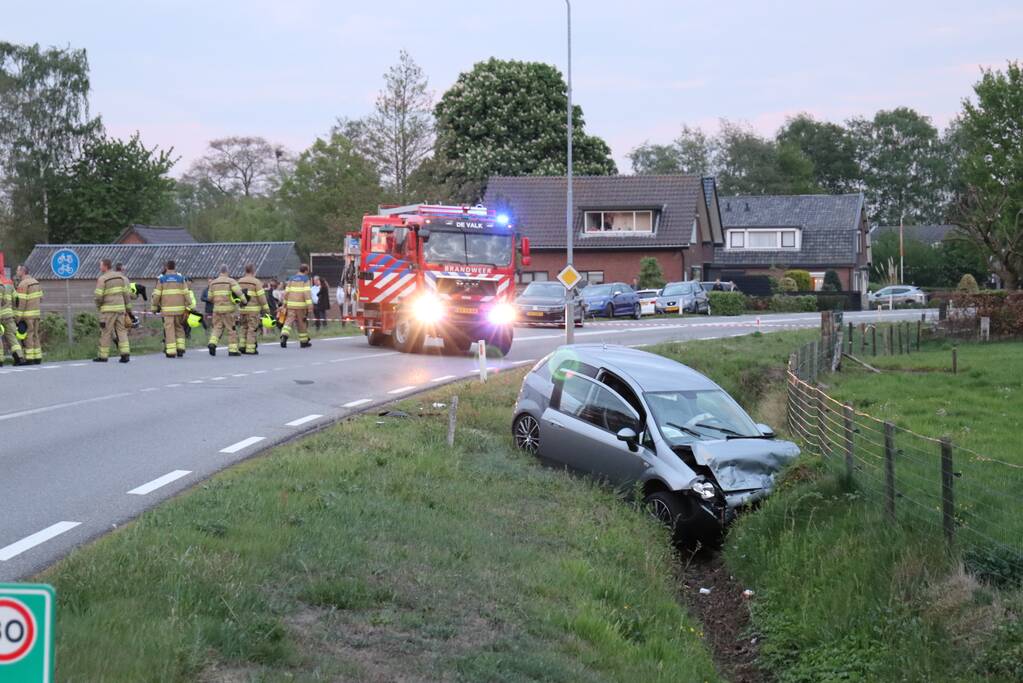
[940,437,955,549]
[871,325,877,356]
[447,395,459,447]
[916,320,922,351]
[860,323,866,356]
[843,404,855,482]
[811,339,819,381]
[887,325,894,356]
[897,323,903,354]
[952,346,958,375]
[884,422,896,521]
[817,387,827,458]
[848,321,853,355]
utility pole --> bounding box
[899,212,905,284]
[564,0,575,345]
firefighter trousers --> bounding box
[281,309,309,342]
[239,313,260,353]
[20,318,41,361]
[209,312,239,353]
[1,315,22,361]
[161,314,187,356]
[99,312,130,359]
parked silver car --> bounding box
[868,285,927,306]
[512,345,800,543]
[656,281,709,314]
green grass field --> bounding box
[45,369,719,682]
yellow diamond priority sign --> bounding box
[0,584,55,682]
[557,264,582,290]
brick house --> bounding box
[115,224,198,245]
[484,175,724,287]
[711,193,871,292]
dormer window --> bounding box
[726,228,800,250]
[584,210,655,234]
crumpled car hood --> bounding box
[690,439,800,493]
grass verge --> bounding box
[45,369,719,681]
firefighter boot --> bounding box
[120,354,130,363]
[280,335,288,348]
[93,357,108,363]
[208,343,217,356]
[300,341,312,348]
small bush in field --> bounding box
[708,291,746,315]
[957,273,980,293]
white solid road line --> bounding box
[0,391,134,423]
[210,376,226,381]
[343,398,373,408]
[127,470,192,496]
[219,436,266,454]
[387,385,417,394]
[431,375,457,382]
[285,414,323,427]
[0,521,81,562]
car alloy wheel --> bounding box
[605,303,614,318]
[513,414,540,455]
[633,303,642,319]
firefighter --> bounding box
[151,259,190,358]
[207,264,246,357]
[237,263,270,355]
[14,264,43,364]
[93,258,131,363]
[0,274,25,366]
[280,263,313,349]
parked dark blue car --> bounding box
[581,282,642,319]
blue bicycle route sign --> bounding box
[50,249,80,279]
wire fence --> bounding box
[787,316,1023,583]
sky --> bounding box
[5,0,1021,176]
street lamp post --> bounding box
[564,0,574,345]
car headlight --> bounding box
[412,294,445,323]
[487,302,516,325]
[692,481,716,500]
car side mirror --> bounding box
[756,423,775,438]
[616,427,639,452]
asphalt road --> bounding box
[0,308,933,580]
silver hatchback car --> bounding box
[512,345,799,542]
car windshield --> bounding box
[662,283,689,295]
[645,389,761,444]
[423,231,512,266]
[521,282,564,298]
[584,284,614,297]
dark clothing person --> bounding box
[314,281,330,330]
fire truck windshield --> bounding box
[423,231,512,266]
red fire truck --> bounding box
[354,204,530,355]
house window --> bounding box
[726,229,800,250]
[584,210,655,234]
[517,271,549,284]
[580,270,604,285]
[810,271,826,291]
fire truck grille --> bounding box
[436,278,498,298]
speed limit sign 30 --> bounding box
[0,584,54,682]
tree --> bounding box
[433,58,616,199]
[629,125,712,176]
[46,133,176,243]
[823,270,842,292]
[637,257,665,289]
[716,121,818,195]
[0,41,101,255]
[776,114,860,193]
[279,131,384,256]
[185,136,289,198]
[952,61,1023,289]
[202,196,296,243]
[957,273,979,293]
[849,107,951,225]
[354,50,433,201]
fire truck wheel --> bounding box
[442,334,472,355]
[392,318,424,353]
[367,330,388,347]
[492,328,513,356]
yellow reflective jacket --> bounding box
[94,271,130,313]
[238,275,270,314]
[284,274,313,311]
[209,275,245,313]
[0,281,15,319]
[151,272,191,315]
[15,275,42,319]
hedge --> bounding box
[708,291,746,316]
[767,295,817,312]
[950,291,1023,336]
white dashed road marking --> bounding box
[343,398,373,408]
[220,436,266,454]
[210,376,226,381]
[0,521,81,561]
[0,392,134,423]
[387,385,417,395]
[430,375,457,383]
[127,470,192,496]
[188,380,203,384]
[285,414,323,427]
[165,383,182,388]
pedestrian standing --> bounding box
[0,274,25,366]
[14,265,43,364]
[207,264,246,357]
[335,281,346,327]
[93,258,131,363]
[315,277,330,330]
[151,260,190,358]
[281,264,313,349]
[310,276,322,329]
[238,264,270,354]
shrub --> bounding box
[767,276,781,294]
[708,291,746,316]
[745,296,772,311]
[767,295,817,312]
[784,269,813,291]
[950,291,1023,336]
[815,294,850,311]
[637,257,665,289]
[823,270,842,292]
[779,276,798,292]
[39,313,67,345]
[74,312,101,339]
[957,273,980,293]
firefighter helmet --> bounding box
[16,320,28,340]
[261,314,275,329]
[187,313,203,328]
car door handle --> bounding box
[548,419,564,429]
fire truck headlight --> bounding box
[487,302,516,326]
[496,213,510,226]
[412,294,445,323]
